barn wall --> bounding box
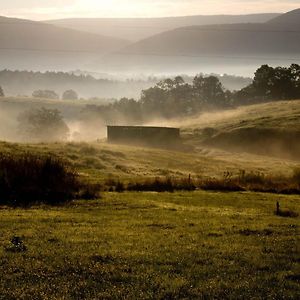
[107,126,180,147]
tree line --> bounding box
[0,69,251,99]
[3,64,300,142]
[81,64,300,124]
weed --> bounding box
[5,236,27,253]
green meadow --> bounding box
[0,191,299,299]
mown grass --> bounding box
[0,191,299,299]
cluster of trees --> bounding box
[81,64,300,126]
[140,75,231,120]
[81,75,232,123]
[0,69,158,99]
[234,64,300,104]
[32,89,79,100]
[0,69,252,99]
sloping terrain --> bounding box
[0,99,300,178]
[45,13,280,42]
[99,9,300,75]
[0,16,129,71]
[180,100,300,160]
[267,8,300,28]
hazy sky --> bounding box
[1,0,300,20]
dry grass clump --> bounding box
[120,177,196,192]
[199,170,300,195]
[104,169,300,196]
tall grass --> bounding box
[0,153,99,206]
[107,170,300,195]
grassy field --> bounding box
[0,141,299,184]
[0,99,300,298]
[178,100,300,160]
[179,100,300,133]
[0,191,299,299]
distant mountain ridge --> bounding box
[0,16,129,71]
[267,8,300,27]
[0,10,299,76]
[45,13,281,42]
[96,9,300,76]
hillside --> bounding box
[180,100,300,160]
[0,16,129,71]
[0,100,300,181]
[45,13,280,42]
[98,9,300,75]
[267,8,300,28]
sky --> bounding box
[1,0,300,20]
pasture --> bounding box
[0,191,299,299]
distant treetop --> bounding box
[62,89,78,100]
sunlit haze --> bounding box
[1,0,300,20]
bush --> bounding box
[32,90,59,99]
[62,89,78,100]
[0,153,99,206]
[126,176,196,192]
[199,179,245,192]
[18,107,69,142]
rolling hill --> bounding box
[97,9,300,76]
[267,8,300,28]
[45,13,280,42]
[0,16,129,71]
[179,100,300,160]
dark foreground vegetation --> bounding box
[0,191,299,299]
[106,169,300,199]
[0,153,99,206]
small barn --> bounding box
[107,125,181,148]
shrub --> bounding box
[0,153,99,206]
[115,181,125,192]
[199,178,245,192]
[32,90,59,99]
[18,107,69,142]
[78,182,102,200]
[62,90,78,100]
[126,176,196,192]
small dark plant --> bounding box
[275,202,299,218]
[115,181,125,193]
[5,236,27,253]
